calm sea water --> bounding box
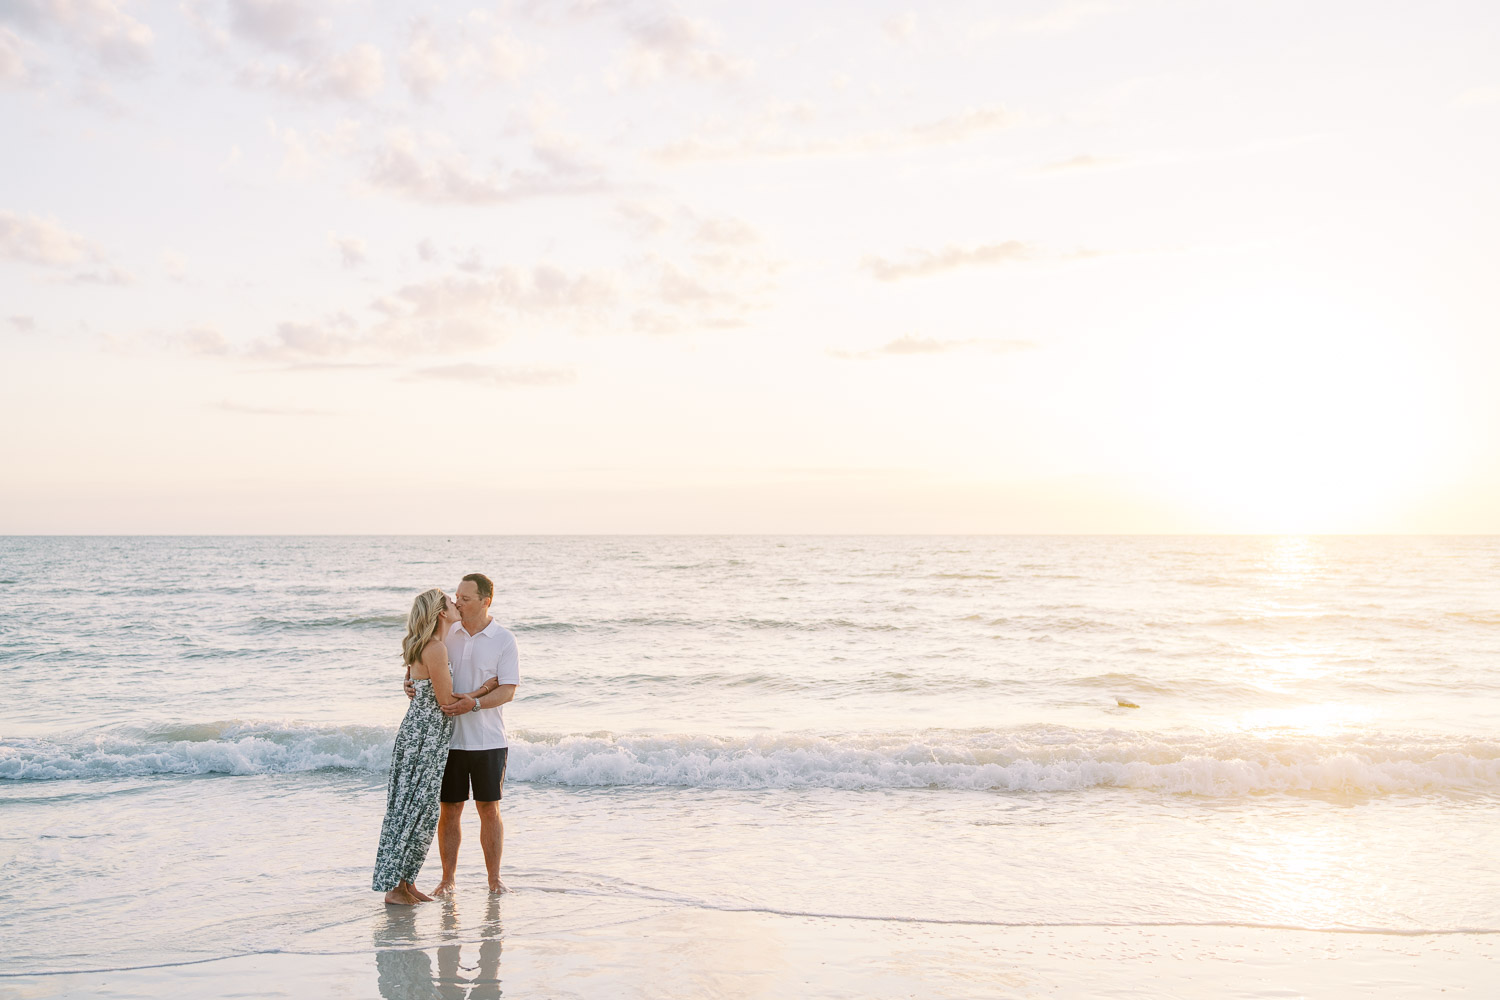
[2,535,1498,977]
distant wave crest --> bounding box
[4,724,1499,797]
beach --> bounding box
[5,887,1495,999]
[7,0,1499,990]
[2,535,1497,998]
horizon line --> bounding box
[3,532,1497,539]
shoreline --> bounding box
[5,890,1494,1000]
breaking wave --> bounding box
[4,723,1498,797]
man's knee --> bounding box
[474,800,501,823]
[439,801,465,825]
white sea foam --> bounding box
[5,724,1498,796]
[0,723,391,781]
[507,731,1500,795]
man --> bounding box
[405,572,519,894]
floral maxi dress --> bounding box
[372,678,454,891]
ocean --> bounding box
[2,535,1498,983]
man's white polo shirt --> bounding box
[444,618,519,751]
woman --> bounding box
[373,588,462,905]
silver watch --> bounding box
[469,698,482,713]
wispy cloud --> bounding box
[407,364,577,387]
[396,11,536,92]
[615,200,760,247]
[883,12,917,43]
[211,0,394,104]
[399,17,446,99]
[613,6,751,85]
[1,0,154,70]
[468,25,533,82]
[630,250,778,334]
[65,265,133,285]
[0,211,133,283]
[454,247,485,273]
[366,133,517,203]
[242,43,385,101]
[615,200,672,238]
[143,187,779,365]
[271,360,391,372]
[629,307,747,335]
[607,200,779,333]
[1,26,30,84]
[331,234,367,268]
[225,0,320,53]
[652,103,1018,164]
[248,316,361,360]
[381,266,618,318]
[245,264,620,362]
[177,327,232,356]
[366,128,607,204]
[71,74,132,114]
[830,336,1038,361]
[143,234,775,366]
[162,250,188,281]
[214,400,336,416]
[1039,153,1125,173]
[0,210,102,267]
[693,216,758,246]
[907,107,1017,144]
[179,0,229,49]
[266,118,360,180]
[862,241,1103,281]
[101,325,231,357]
[8,314,35,333]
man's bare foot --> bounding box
[431,880,456,896]
[488,879,508,894]
[384,885,421,905]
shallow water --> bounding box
[2,535,1498,975]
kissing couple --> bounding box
[371,573,521,905]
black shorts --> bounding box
[440,748,508,803]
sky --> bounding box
[2,0,1498,533]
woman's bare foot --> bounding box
[384,884,422,906]
[409,886,435,902]
[431,880,456,896]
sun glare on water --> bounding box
[1238,702,1376,736]
[1216,538,1378,737]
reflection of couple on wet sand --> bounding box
[376,894,502,1000]
[373,573,520,905]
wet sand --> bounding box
[4,887,1493,1000]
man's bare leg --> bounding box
[474,799,506,893]
[432,800,463,896]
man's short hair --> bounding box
[462,572,494,601]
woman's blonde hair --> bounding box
[402,588,449,667]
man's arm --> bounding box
[467,676,500,700]
[441,684,515,716]
[441,635,519,716]
[439,677,499,711]
[478,684,516,709]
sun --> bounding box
[1131,289,1457,533]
